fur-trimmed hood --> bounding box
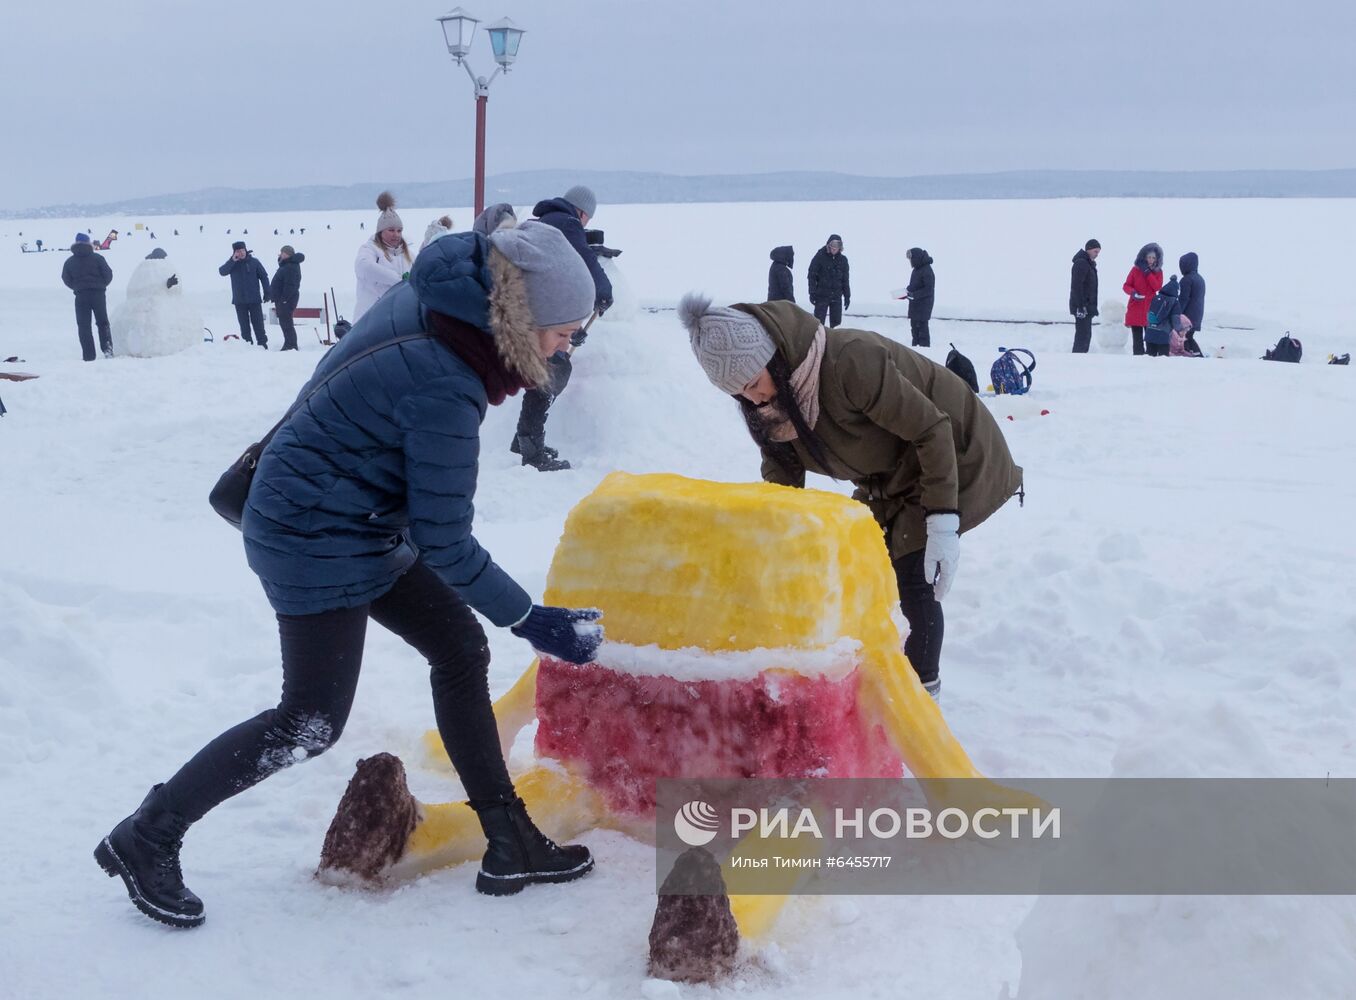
[409,231,547,387]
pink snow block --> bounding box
[534,657,904,817]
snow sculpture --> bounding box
[1096,296,1128,352]
[318,472,1033,977]
[110,251,203,357]
[596,256,636,322]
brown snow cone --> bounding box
[316,752,420,885]
[647,847,740,982]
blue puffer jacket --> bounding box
[241,233,532,626]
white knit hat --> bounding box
[677,292,776,395]
[375,191,403,232]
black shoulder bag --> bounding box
[208,334,430,528]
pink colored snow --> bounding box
[534,654,903,816]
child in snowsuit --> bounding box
[1144,274,1183,357]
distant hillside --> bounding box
[8,168,1356,218]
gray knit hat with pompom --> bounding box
[677,292,776,396]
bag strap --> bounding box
[256,333,432,451]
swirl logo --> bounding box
[674,800,721,847]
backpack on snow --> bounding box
[945,342,980,393]
[990,347,1036,395]
[1146,290,1176,332]
[1329,353,1350,366]
[1262,333,1302,363]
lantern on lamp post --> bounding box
[435,9,527,218]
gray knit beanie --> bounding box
[375,191,403,232]
[488,221,596,328]
[677,292,777,396]
[473,202,518,236]
[562,185,597,219]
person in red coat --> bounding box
[1123,242,1164,356]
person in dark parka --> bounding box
[1143,274,1182,357]
[1069,239,1101,353]
[768,245,795,302]
[903,247,936,347]
[60,232,114,360]
[94,223,605,930]
[269,246,305,351]
[807,234,850,328]
[219,241,272,347]
[678,294,1023,699]
[1177,252,1206,357]
[511,185,613,471]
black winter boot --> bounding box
[515,435,571,472]
[509,436,558,461]
[94,784,205,928]
[472,796,593,896]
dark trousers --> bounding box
[1146,341,1170,357]
[813,297,843,329]
[515,350,573,441]
[910,317,931,348]
[892,549,945,686]
[74,289,112,361]
[276,305,298,351]
[235,303,267,346]
[1130,326,1145,355]
[1184,331,1203,357]
[159,561,515,825]
[1072,316,1093,353]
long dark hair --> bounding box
[735,351,835,478]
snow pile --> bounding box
[110,254,203,357]
[596,256,638,323]
[1012,703,1356,1000]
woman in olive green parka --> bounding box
[679,294,1023,697]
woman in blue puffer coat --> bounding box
[96,223,604,928]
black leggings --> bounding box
[1130,326,1146,355]
[160,561,514,824]
[892,549,944,686]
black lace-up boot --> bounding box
[95,784,204,928]
[472,796,593,896]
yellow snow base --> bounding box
[409,472,1040,941]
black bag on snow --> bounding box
[1329,353,1350,366]
[1262,333,1302,363]
[945,342,980,393]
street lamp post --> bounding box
[436,8,526,218]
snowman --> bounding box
[586,230,636,323]
[111,248,204,357]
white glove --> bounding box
[923,513,961,601]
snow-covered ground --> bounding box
[2,200,1354,999]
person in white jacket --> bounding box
[353,191,412,320]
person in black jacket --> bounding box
[807,234,849,328]
[1069,238,1101,353]
[219,241,271,347]
[269,246,304,351]
[511,185,613,471]
[768,245,795,302]
[1177,252,1206,357]
[61,232,115,360]
[902,247,935,346]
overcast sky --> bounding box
[2,0,1352,209]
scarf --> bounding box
[425,311,531,406]
[764,324,826,443]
